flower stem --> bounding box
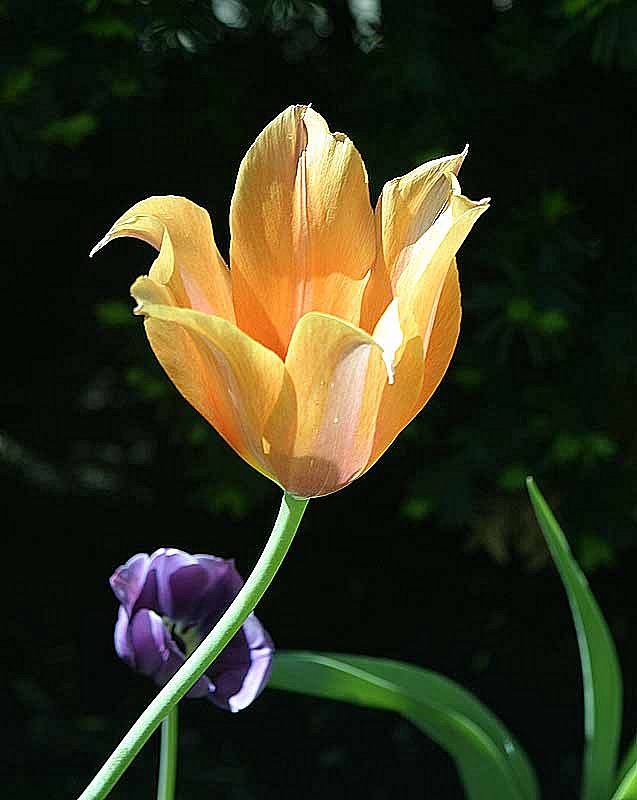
[156,707,178,800]
[78,492,309,800]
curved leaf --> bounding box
[269,651,539,800]
[611,761,637,800]
[613,736,637,799]
[526,477,622,800]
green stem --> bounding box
[78,492,309,800]
[156,707,178,800]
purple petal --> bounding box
[195,556,245,634]
[110,553,150,616]
[126,609,214,698]
[111,549,273,710]
[153,644,215,699]
[145,549,201,619]
[206,613,274,712]
[114,605,135,668]
[128,609,172,677]
[168,563,215,624]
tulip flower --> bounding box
[110,548,273,712]
[92,105,488,498]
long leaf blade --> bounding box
[270,650,539,800]
[611,761,637,800]
[526,477,622,800]
[617,737,637,790]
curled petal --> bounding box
[131,276,286,483]
[92,196,235,322]
[361,148,467,332]
[267,312,387,497]
[128,608,174,677]
[145,548,203,622]
[230,105,375,356]
[114,605,136,668]
[109,552,150,616]
[111,550,274,709]
[396,187,487,341]
[206,613,274,712]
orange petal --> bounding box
[266,312,387,497]
[131,276,286,482]
[364,257,462,475]
[361,148,467,333]
[229,106,375,357]
[396,185,487,341]
[372,188,486,457]
[361,300,425,466]
[92,196,235,322]
[416,256,462,410]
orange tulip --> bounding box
[92,106,488,498]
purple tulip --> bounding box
[110,548,274,712]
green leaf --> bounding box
[270,651,539,800]
[526,478,622,800]
[39,112,99,147]
[612,760,637,800]
[613,736,637,798]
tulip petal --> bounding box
[147,549,206,623]
[207,613,274,712]
[195,556,244,632]
[364,258,462,474]
[269,312,387,497]
[131,276,287,483]
[128,608,173,678]
[416,256,462,411]
[396,187,487,342]
[127,609,213,698]
[114,605,136,668]
[360,149,467,331]
[366,302,425,468]
[230,105,375,357]
[110,552,150,616]
[92,196,235,322]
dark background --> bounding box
[4,0,636,797]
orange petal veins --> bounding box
[266,312,387,498]
[360,149,467,332]
[230,106,375,357]
[92,196,235,322]
[131,276,286,481]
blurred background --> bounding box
[3,0,636,797]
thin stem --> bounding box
[157,707,178,800]
[78,492,309,800]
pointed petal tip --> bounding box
[89,232,111,258]
[454,143,469,172]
